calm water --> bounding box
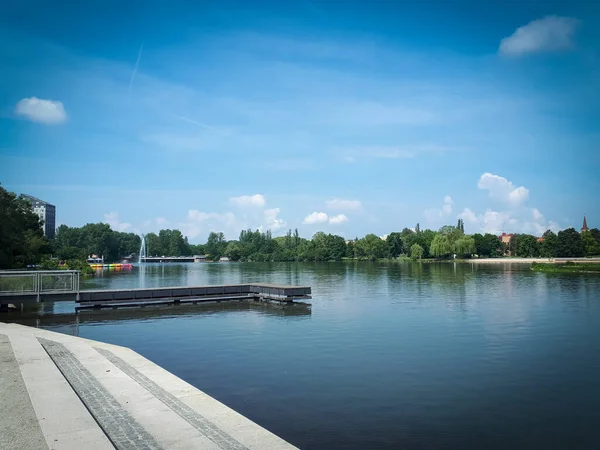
[5,262,600,450]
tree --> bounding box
[415,223,420,234]
[386,232,403,258]
[590,228,600,248]
[224,241,242,261]
[206,232,227,259]
[582,231,600,256]
[355,234,388,260]
[513,234,540,257]
[454,236,476,257]
[540,230,558,258]
[457,219,464,233]
[410,243,424,260]
[430,234,453,258]
[0,184,49,268]
[556,228,585,257]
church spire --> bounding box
[581,216,589,233]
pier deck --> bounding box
[0,322,298,450]
[0,279,311,310]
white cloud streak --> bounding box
[129,43,144,92]
[499,16,579,56]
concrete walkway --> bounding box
[0,322,298,450]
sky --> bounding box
[1,0,599,242]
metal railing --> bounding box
[0,270,80,301]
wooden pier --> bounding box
[0,276,311,310]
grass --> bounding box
[531,262,600,273]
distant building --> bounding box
[581,216,589,233]
[499,233,514,246]
[498,233,514,256]
[20,194,56,239]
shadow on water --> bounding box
[4,300,311,335]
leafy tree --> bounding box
[590,228,600,248]
[410,243,424,260]
[430,234,453,258]
[224,241,242,261]
[457,218,464,233]
[415,223,420,233]
[540,230,558,258]
[206,231,227,259]
[512,234,540,257]
[454,236,476,257]
[0,184,51,268]
[582,231,600,256]
[355,234,388,260]
[386,232,404,258]
[556,228,585,257]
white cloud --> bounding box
[424,195,454,224]
[302,212,329,225]
[182,210,237,238]
[499,16,579,56]
[302,211,349,225]
[263,208,287,231]
[325,199,362,211]
[229,194,266,207]
[442,196,453,215]
[477,173,529,206]
[155,217,168,225]
[15,97,67,124]
[458,207,559,235]
[103,212,132,232]
[329,214,348,225]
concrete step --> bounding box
[0,323,298,450]
[2,329,114,449]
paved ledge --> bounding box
[0,322,298,450]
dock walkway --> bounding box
[0,322,298,450]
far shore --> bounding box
[470,258,550,264]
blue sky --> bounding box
[1,0,598,242]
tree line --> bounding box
[2,183,599,269]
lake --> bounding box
[5,262,600,449]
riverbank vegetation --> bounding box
[532,262,600,273]
[2,184,599,267]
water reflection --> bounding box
[3,261,600,450]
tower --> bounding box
[581,216,589,233]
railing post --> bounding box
[36,272,41,303]
[76,271,80,301]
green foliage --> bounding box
[355,234,388,260]
[386,232,403,258]
[556,228,585,257]
[582,231,600,256]
[540,230,558,257]
[473,233,502,257]
[0,184,50,268]
[454,236,476,257]
[532,262,600,273]
[410,243,424,260]
[510,234,540,257]
[53,223,141,262]
[430,234,453,258]
[39,258,95,275]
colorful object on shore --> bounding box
[89,263,133,270]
